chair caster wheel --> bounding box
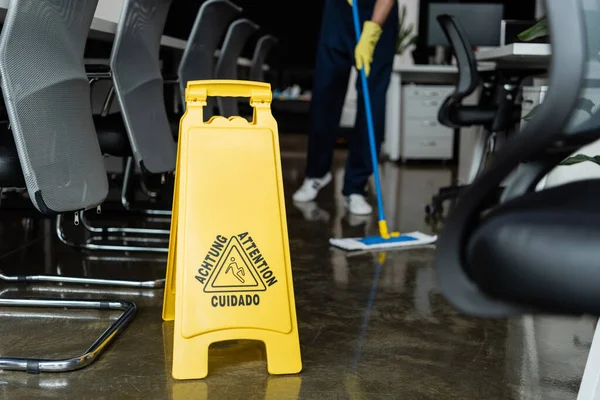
[425,203,443,216]
[425,204,436,215]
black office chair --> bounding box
[88,0,176,201]
[249,35,278,82]
[215,18,260,117]
[435,0,600,310]
[436,1,600,395]
[0,0,137,373]
[437,0,600,314]
[175,0,242,119]
[425,14,525,217]
[62,0,177,253]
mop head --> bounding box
[329,231,437,251]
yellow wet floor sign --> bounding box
[162,80,302,380]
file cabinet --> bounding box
[400,84,455,161]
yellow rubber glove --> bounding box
[347,0,352,5]
[355,21,382,77]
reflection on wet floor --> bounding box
[0,134,593,399]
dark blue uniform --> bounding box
[306,0,398,195]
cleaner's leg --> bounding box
[343,7,398,210]
[304,47,351,178]
[294,0,353,202]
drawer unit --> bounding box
[403,118,452,139]
[401,118,454,160]
[403,85,454,99]
[399,84,455,161]
[403,98,443,119]
[402,85,452,119]
[402,136,454,160]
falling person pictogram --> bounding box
[226,257,245,283]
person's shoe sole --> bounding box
[292,173,332,203]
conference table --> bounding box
[0,0,258,68]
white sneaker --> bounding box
[345,194,373,215]
[292,173,332,202]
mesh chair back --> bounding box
[437,15,479,98]
[110,0,176,174]
[249,35,278,82]
[215,18,259,117]
[435,0,600,317]
[436,15,481,128]
[178,0,242,114]
[0,0,108,214]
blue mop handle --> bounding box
[350,1,387,230]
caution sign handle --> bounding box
[185,79,272,105]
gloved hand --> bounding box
[354,21,382,77]
[347,0,352,5]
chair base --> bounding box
[426,185,506,218]
[80,209,170,236]
[0,298,135,373]
[0,269,164,288]
[0,285,158,299]
[121,157,172,216]
[56,214,169,253]
[93,156,172,238]
[425,185,466,217]
[426,128,503,218]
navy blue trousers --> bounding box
[306,0,398,195]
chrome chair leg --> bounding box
[83,233,169,245]
[140,175,159,199]
[0,269,164,288]
[56,214,168,253]
[121,157,172,216]
[0,285,159,299]
[79,209,170,236]
[83,254,167,262]
[0,298,136,373]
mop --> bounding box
[329,2,438,252]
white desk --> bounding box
[476,43,551,67]
[383,62,495,162]
[383,44,551,162]
[384,64,460,161]
[345,63,461,160]
[464,44,550,185]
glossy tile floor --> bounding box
[0,134,594,399]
